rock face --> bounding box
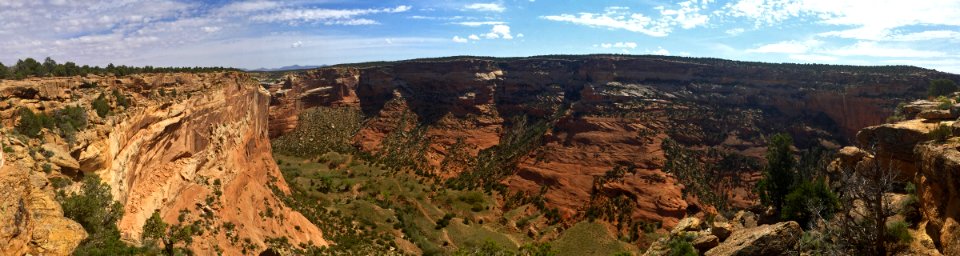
[0,157,87,256]
[0,72,326,254]
[704,221,802,256]
[270,56,959,228]
[832,96,960,255]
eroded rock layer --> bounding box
[1,72,326,255]
[269,55,960,227]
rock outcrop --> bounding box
[704,221,802,256]
[0,148,87,256]
[831,95,960,255]
[269,55,959,228]
[1,72,326,254]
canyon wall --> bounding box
[269,56,960,227]
[0,72,325,254]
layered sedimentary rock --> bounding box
[1,72,326,254]
[832,96,960,255]
[269,55,959,227]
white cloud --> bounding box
[468,34,481,40]
[658,0,710,29]
[251,5,411,24]
[542,9,669,37]
[747,39,823,54]
[452,36,469,43]
[454,21,506,27]
[483,24,513,39]
[725,28,745,36]
[201,26,222,33]
[651,47,670,55]
[598,42,638,49]
[516,33,524,38]
[542,1,711,37]
[823,41,944,58]
[724,0,960,42]
[291,41,303,48]
[464,3,505,12]
[219,1,280,13]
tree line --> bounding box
[0,57,237,80]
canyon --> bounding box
[0,73,324,255]
[2,55,960,255]
[268,55,959,228]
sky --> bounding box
[1,0,958,73]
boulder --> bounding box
[918,109,957,120]
[732,210,758,229]
[902,100,939,118]
[671,217,703,235]
[692,234,720,252]
[704,221,802,256]
[40,143,79,171]
[710,221,734,241]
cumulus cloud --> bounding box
[464,3,505,12]
[482,24,514,39]
[452,36,469,43]
[291,41,303,48]
[468,34,481,40]
[542,1,710,37]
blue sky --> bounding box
[1,0,958,73]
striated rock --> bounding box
[918,109,957,120]
[41,143,80,171]
[704,221,801,256]
[1,72,328,255]
[0,161,87,255]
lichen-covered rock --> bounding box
[704,221,801,256]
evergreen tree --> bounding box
[0,62,8,79]
[757,133,796,212]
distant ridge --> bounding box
[247,64,326,72]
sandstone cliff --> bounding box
[268,55,960,228]
[834,97,960,255]
[1,72,325,254]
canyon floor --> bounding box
[2,55,960,255]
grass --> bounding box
[550,221,636,256]
[270,153,530,255]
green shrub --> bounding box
[781,180,840,226]
[939,98,953,110]
[53,105,88,141]
[518,242,558,256]
[666,235,698,256]
[113,89,130,108]
[92,93,110,118]
[15,108,54,137]
[928,123,952,142]
[60,175,145,255]
[929,79,958,98]
[886,221,913,244]
[435,213,455,229]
